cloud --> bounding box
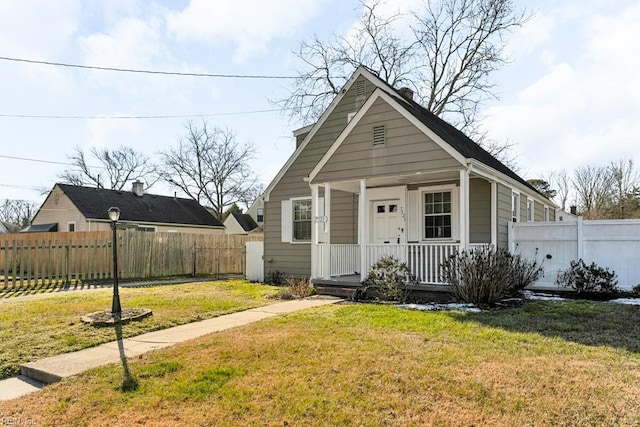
[165,0,327,62]
[481,2,640,178]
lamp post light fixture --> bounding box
[108,207,122,319]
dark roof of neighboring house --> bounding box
[22,223,58,233]
[232,212,259,232]
[55,184,223,227]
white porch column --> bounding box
[490,181,497,247]
[322,182,331,278]
[310,184,320,278]
[459,168,469,250]
[358,179,367,281]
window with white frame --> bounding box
[292,199,312,242]
[512,192,520,223]
[543,206,549,221]
[424,191,452,239]
[256,207,264,223]
[527,198,534,222]
[67,222,76,232]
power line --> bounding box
[0,155,73,166]
[0,108,283,120]
[0,56,300,79]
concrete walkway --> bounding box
[0,297,342,401]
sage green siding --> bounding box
[264,76,375,277]
[497,183,512,249]
[330,190,358,244]
[313,97,459,183]
[469,178,491,244]
[534,201,544,221]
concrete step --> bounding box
[20,364,63,385]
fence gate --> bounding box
[245,241,264,282]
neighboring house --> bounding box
[1,221,21,233]
[556,207,580,222]
[223,197,264,235]
[263,66,556,286]
[26,181,225,234]
[224,212,259,235]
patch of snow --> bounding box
[400,303,482,313]
[609,298,640,306]
[522,290,566,301]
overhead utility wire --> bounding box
[0,108,283,120]
[0,56,300,79]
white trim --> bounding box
[264,67,382,201]
[359,179,367,280]
[512,190,521,223]
[67,221,76,232]
[468,159,557,207]
[308,89,467,182]
[418,184,459,242]
[526,197,534,222]
[291,197,312,243]
[543,206,550,222]
[490,181,497,246]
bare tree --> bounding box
[278,0,528,163]
[158,121,260,221]
[607,159,640,218]
[0,199,37,228]
[572,165,613,218]
[548,170,571,211]
[59,145,158,191]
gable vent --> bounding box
[372,125,386,145]
[355,79,367,108]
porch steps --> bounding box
[314,284,357,298]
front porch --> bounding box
[312,242,489,289]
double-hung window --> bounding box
[424,191,452,239]
[292,199,312,242]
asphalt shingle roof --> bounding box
[57,184,223,227]
[232,212,259,232]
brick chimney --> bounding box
[398,87,414,101]
[132,180,144,197]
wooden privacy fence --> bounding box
[1,231,262,291]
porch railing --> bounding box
[323,243,493,285]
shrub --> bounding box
[632,284,640,295]
[357,255,416,303]
[275,276,315,299]
[267,270,285,285]
[440,246,543,305]
[555,259,619,294]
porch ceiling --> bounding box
[319,169,464,193]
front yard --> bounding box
[0,280,278,379]
[1,297,639,425]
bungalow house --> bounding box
[223,197,264,235]
[26,181,225,234]
[263,66,555,287]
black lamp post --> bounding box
[108,207,122,318]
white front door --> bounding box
[371,200,401,244]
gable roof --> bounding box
[55,184,223,227]
[263,67,383,200]
[231,212,259,232]
[268,65,547,201]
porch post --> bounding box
[358,179,367,281]
[322,182,331,279]
[310,184,320,278]
[490,181,497,247]
[459,168,469,250]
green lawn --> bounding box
[0,280,278,379]
[2,299,639,426]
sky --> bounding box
[1,0,638,208]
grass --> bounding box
[0,280,278,379]
[1,299,640,425]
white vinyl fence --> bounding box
[508,219,640,290]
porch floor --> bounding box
[311,275,455,299]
